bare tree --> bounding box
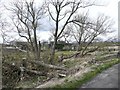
[70,13,114,56]
[8,0,46,60]
[0,0,18,44]
[0,15,13,44]
[46,0,96,63]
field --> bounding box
[1,44,120,88]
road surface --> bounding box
[80,63,119,88]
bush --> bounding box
[2,62,21,88]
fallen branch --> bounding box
[28,60,66,71]
[59,47,100,61]
[25,68,47,76]
[3,62,47,76]
[59,52,81,62]
[82,46,99,56]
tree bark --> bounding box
[38,41,41,60]
[50,38,57,64]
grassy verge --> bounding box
[50,58,120,90]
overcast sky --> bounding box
[88,0,119,41]
[0,0,119,43]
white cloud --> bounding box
[37,31,51,41]
[0,0,119,43]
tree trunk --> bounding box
[82,46,99,56]
[49,38,57,64]
[38,41,41,60]
[33,28,39,60]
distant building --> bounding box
[41,41,49,50]
[15,41,28,50]
[2,41,28,53]
[2,44,20,53]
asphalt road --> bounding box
[80,63,119,88]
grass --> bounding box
[3,49,119,89]
[3,51,27,62]
[39,51,76,65]
[56,51,76,56]
[63,58,82,68]
[16,76,47,88]
[50,58,120,90]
